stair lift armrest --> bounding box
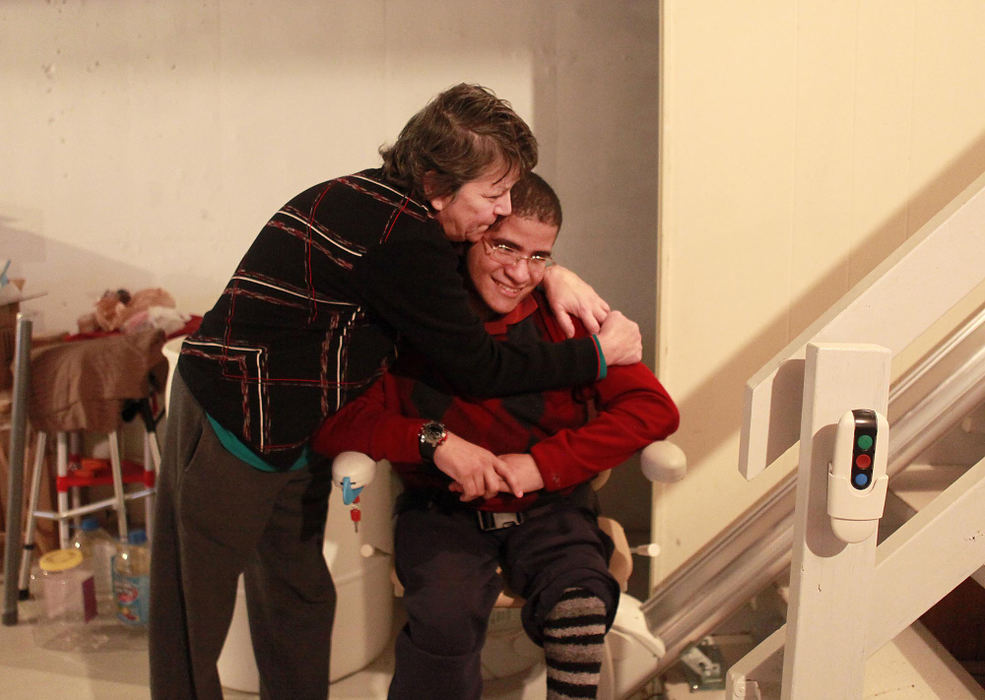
[641,440,687,483]
[331,451,378,506]
[333,440,687,497]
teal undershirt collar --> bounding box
[206,414,310,472]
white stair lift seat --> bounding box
[332,441,686,699]
[160,341,396,693]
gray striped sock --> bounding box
[543,587,607,699]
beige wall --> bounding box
[655,0,985,583]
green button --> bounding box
[857,434,874,450]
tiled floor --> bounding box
[0,524,654,700]
[0,604,156,700]
[4,568,983,699]
[0,582,562,700]
[0,588,394,700]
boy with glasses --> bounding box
[315,172,679,700]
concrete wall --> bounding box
[654,0,985,584]
[1,1,659,530]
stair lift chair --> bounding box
[332,439,686,699]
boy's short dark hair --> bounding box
[508,171,562,230]
[379,83,538,203]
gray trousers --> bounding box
[149,372,336,700]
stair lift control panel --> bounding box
[827,409,889,543]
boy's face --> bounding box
[465,213,558,316]
[430,164,519,243]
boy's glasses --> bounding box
[481,238,552,268]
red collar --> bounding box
[481,293,540,335]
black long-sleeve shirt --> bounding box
[178,169,601,469]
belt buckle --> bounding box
[477,510,525,531]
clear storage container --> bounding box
[32,548,108,651]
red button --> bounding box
[855,453,872,469]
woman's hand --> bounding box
[541,265,610,337]
[596,310,642,366]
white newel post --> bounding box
[781,342,891,699]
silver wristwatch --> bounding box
[418,421,447,462]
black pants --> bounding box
[149,373,336,700]
[388,493,619,700]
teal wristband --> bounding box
[592,334,607,380]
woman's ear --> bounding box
[423,171,450,211]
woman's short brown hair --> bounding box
[380,83,538,203]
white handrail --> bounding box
[645,300,985,676]
[740,170,985,480]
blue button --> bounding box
[854,472,870,488]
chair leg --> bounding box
[55,432,70,548]
[18,432,48,594]
[139,397,163,472]
[68,431,83,533]
[142,430,156,540]
[136,396,161,539]
[107,430,129,541]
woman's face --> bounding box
[430,165,519,243]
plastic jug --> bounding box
[70,516,118,610]
[112,529,151,626]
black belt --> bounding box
[398,484,598,532]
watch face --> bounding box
[421,422,446,446]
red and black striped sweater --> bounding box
[314,289,679,512]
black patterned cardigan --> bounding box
[178,169,601,469]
